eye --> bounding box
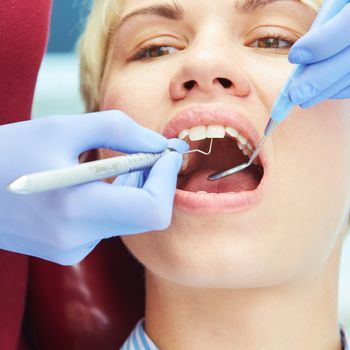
[133,45,179,60]
[248,32,296,52]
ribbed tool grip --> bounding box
[126,149,170,173]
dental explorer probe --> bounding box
[7,148,177,194]
[208,0,349,181]
[7,138,214,195]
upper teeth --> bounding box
[178,125,254,157]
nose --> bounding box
[169,49,251,101]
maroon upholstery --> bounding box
[0,1,51,349]
[0,0,51,124]
[1,1,144,348]
[24,238,144,350]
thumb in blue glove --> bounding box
[77,138,188,237]
[0,110,188,265]
[288,0,350,108]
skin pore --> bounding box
[97,0,350,348]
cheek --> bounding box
[121,233,177,282]
[243,54,295,111]
[271,100,350,264]
[100,66,170,131]
[278,100,350,191]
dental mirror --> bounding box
[207,133,269,181]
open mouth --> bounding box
[177,125,264,194]
[163,107,268,213]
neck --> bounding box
[145,236,343,350]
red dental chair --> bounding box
[22,237,145,350]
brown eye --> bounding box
[135,45,178,60]
[252,37,292,49]
[147,46,176,57]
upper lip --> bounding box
[163,105,268,168]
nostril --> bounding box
[217,78,233,89]
[184,80,196,90]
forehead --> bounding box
[114,0,315,34]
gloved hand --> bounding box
[0,110,188,265]
[288,0,350,108]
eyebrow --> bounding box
[235,0,290,13]
[117,1,184,29]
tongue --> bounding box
[178,168,260,193]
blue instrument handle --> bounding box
[270,0,349,123]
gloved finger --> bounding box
[50,241,100,266]
[0,230,99,265]
[299,71,350,108]
[109,139,188,179]
[289,2,350,64]
[63,110,167,155]
[111,151,183,232]
[66,150,183,236]
[143,150,182,199]
[113,170,146,188]
[167,138,189,154]
[38,240,99,266]
[330,84,350,100]
[139,138,188,182]
[113,138,188,188]
[288,45,350,105]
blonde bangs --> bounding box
[300,0,323,11]
[79,0,122,112]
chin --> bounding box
[123,220,297,290]
[145,255,294,290]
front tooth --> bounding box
[237,134,247,145]
[207,125,225,138]
[189,125,206,141]
[242,147,250,156]
[179,129,189,140]
[197,191,208,194]
[225,127,238,138]
[246,142,253,151]
[181,153,190,172]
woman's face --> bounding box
[100,0,350,288]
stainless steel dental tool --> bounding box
[185,137,213,156]
[207,0,348,182]
[7,140,214,195]
[7,148,177,194]
[207,119,275,181]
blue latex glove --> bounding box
[288,0,350,108]
[115,138,187,187]
[0,111,188,265]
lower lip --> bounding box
[174,170,267,215]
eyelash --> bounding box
[131,32,296,61]
[249,32,296,52]
[131,44,180,61]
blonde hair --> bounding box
[301,0,323,11]
[79,0,323,112]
